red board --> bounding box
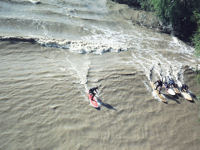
[88,93,99,108]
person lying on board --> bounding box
[154,79,163,94]
[89,87,98,101]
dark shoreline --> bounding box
[110,0,197,47]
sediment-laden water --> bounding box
[0,0,200,150]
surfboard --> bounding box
[181,92,193,101]
[167,88,176,95]
[176,81,192,101]
[150,82,167,103]
[88,93,100,108]
[173,87,180,94]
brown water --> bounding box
[0,0,200,150]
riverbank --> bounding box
[111,0,200,53]
[110,0,172,33]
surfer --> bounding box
[89,87,98,100]
[168,78,176,88]
[164,81,169,89]
[154,79,163,94]
[181,84,189,92]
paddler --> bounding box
[89,87,98,100]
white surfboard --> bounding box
[167,88,176,95]
[181,92,192,101]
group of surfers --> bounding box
[88,77,189,101]
[154,77,189,94]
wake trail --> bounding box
[64,53,91,100]
[131,49,186,84]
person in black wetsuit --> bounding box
[181,84,189,92]
[89,87,98,100]
[164,81,169,89]
[154,79,163,94]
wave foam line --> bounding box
[0,35,128,55]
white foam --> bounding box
[28,0,40,4]
[36,35,129,55]
[152,91,162,102]
[170,36,194,54]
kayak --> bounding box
[150,82,167,103]
[88,93,101,108]
[181,91,193,101]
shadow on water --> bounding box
[189,92,197,100]
[163,94,181,104]
[188,100,195,103]
[97,98,117,111]
[95,107,101,110]
[101,102,117,110]
[0,37,37,44]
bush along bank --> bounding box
[111,0,200,56]
[192,12,200,56]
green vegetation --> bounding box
[150,0,200,55]
[196,69,200,84]
[112,0,200,55]
[138,0,153,11]
[151,1,199,40]
[196,68,200,101]
[192,12,200,56]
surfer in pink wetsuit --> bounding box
[89,87,98,100]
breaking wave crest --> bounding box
[0,35,129,55]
